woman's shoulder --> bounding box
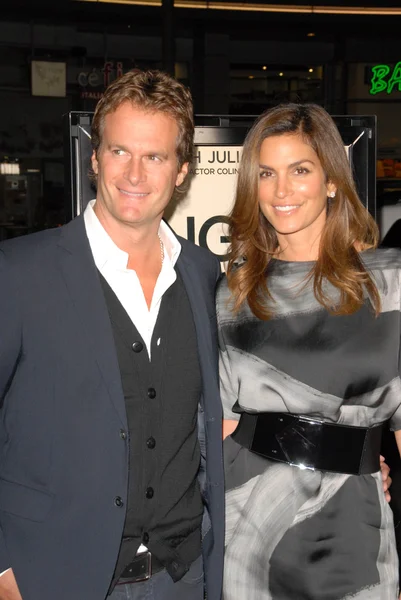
[361,247,401,272]
[216,272,241,325]
[216,272,230,304]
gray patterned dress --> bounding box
[217,248,401,600]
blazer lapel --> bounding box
[57,216,127,428]
[176,253,219,398]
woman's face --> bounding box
[258,133,336,250]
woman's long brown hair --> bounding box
[227,103,380,319]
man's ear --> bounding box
[176,162,189,187]
[91,150,98,175]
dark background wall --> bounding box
[1,0,401,233]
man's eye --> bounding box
[112,149,125,156]
[148,155,161,162]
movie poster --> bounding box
[166,146,242,270]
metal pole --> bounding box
[162,0,175,76]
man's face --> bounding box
[91,102,188,233]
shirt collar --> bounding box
[158,218,181,267]
[83,199,181,270]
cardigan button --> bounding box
[146,437,156,449]
[147,388,156,399]
[114,496,124,507]
[132,341,143,353]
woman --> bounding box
[218,103,401,599]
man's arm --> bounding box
[0,250,22,400]
[0,250,23,598]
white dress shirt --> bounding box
[84,199,181,359]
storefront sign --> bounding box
[77,61,124,99]
[32,61,66,97]
[370,62,401,95]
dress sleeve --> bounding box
[389,404,401,431]
[390,278,401,430]
[392,270,401,431]
[218,324,240,421]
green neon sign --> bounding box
[370,62,401,94]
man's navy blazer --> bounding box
[0,215,224,600]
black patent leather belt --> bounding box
[231,412,385,475]
[117,552,164,585]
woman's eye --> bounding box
[259,170,272,178]
[295,167,309,174]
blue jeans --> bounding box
[107,555,204,600]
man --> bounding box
[0,70,224,600]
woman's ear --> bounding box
[327,182,337,198]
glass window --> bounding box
[229,64,323,114]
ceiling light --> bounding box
[279,72,284,76]
[262,65,267,71]
[0,162,20,175]
[307,32,316,37]
[73,1,401,15]
[309,68,314,73]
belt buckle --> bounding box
[275,415,324,470]
[118,551,152,584]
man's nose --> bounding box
[125,158,146,185]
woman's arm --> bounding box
[392,431,401,598]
